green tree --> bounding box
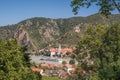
[62,60,67,65]
[98,23,120,80]
[76,24,105,61]
[0,39,41,80]
[69,59,75,65]
[75,24,106,79]
[75,24,120,79]
[71,0,120,16]
[70,53,76,59]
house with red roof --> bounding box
[59,70,68,79]
[31,67,43,75]
[49,48,73,57]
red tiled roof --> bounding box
[48,64,55,68]
[50,48,58,52]
[60,71,68,79]
[31,67,42,72]
[65,64,72,68]
[40,63,48,67]
[56,64,63,68]
[50,48,73,53]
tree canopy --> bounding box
[75,23,120,79]
[71,0,120,16]
[0,39,41,80]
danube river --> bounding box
[29,55,72,64]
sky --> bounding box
[0,0,119,26]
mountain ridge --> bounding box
[0,13,120,51]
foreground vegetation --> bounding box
[75,23,120,80]
[0,39,41,80]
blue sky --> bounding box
[0,0,119,26]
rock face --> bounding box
[0,13,120,51]
[15,28,36,49]
[16,28,29,45]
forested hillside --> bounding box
[0,13,120,51]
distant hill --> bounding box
[0,13,120,51]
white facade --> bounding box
[50,52,56,57]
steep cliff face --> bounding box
[0,13,120,50]
[16,28,38,50]
[16,28,29,44]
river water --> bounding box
[29,55,72,64]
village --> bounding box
[29,44,82,79]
